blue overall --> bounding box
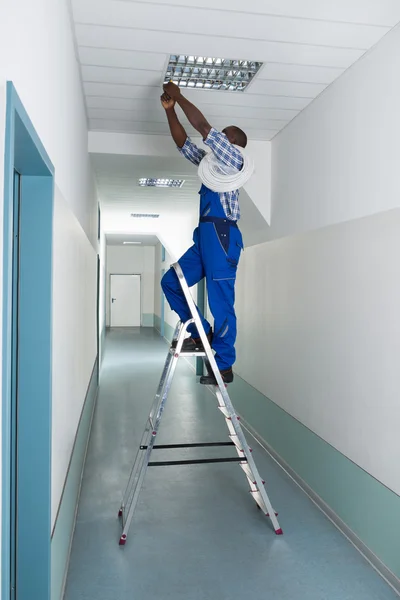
[161,184,243,370]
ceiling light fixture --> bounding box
[138,178,184,188]
[123,241,142,245]
[165,55,263,92]
[131,213,160,219]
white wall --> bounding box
[235,23,400,498]
[236,209,400,495]
[0,0,97,246]
[0,0,99,583]
[99,230,106,358]
[106,245,155,326]
[52,188,97,525]
[271,22,400,241]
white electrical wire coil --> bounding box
[197,145,255,193]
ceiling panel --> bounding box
[86,97,299,121]
[84,83,313,110]
[89,119,276,139]
[79,47,167,70]
[248,79,326,98]
[113,0,400,27]
[72,1,400,142]
[73,1,390,48]
[88,108,289,130]
[81,65,163,86]
[75,24,366,68]
[257,63,345,84]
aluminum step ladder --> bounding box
[118,262,282,545]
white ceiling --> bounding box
[106,233,160,245]
[71,0,400,140]
[92,153,200,218]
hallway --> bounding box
[64,328,397,600]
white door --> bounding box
[110,274,141,326]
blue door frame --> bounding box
[2,83,54,600]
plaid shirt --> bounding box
[179,128,243,221]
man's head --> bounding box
[222,126,247,148]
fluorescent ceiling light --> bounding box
[131,213,160,218]
[123,241,142,245]
[165,55,263,92]
[138,178,184,188]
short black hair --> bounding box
[232,126,247,148]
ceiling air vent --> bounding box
[165,55,263,92]
[130,213,160,219]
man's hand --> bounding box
[163,81,181,99]
[161,92,175,111]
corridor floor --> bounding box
[64,328,398,600]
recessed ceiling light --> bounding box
[165,55,263,92]
[123,241,142,245]
[138,178,184,188]
[131,213,160,218]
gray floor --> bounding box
[64,328,398,600]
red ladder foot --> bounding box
[119,534,127,546]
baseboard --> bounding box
[51,358,99,600]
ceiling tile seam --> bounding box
[85,95,301,112]
[82,69,334,86]
[87,110,292,123]
[84,82,316,99]
[77,45,353,70]
[88,121,280,132]
[110,0,395,29]
[81,63,164,72]
[74,22,370,52]
[88,129,274,140]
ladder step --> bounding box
[170,349,207,357]
[229,435,244,452]
[218,406,232,419]
[250,490,278,518]
[240,462,259,484]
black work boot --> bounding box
[172,328,213,352]
[200,367,234,385]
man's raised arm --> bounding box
[163,82,211,140]
[161,91,187,148]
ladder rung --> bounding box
[140,442,234,450]
[148,457,246,467]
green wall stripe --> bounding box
[51,359,99,600]
[229,374,400,579]
[142,313,154,327]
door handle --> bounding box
[112,297,116,303]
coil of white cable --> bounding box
[197,145,255,193]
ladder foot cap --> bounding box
[118,509,123,518]
[275,528,283,535]
[119,534,127,546]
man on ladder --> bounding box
[160,81,253,385]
